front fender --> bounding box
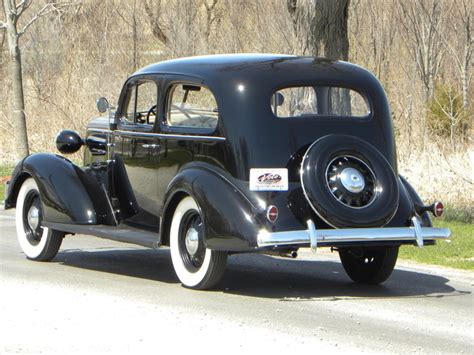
[162,165,269,252]
[5,153,112,225]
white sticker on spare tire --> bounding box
[249,168,288,191]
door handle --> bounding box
[142,144,160,149]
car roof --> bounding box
[133,54,296,76]
[131,54,373,84]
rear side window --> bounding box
[167,84,218,129]
[271,86,370,118]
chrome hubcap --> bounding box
[340,167,365,193]
[27,205,40,230]
[185,227,199,255]
[326,155,377,208]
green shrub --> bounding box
[427,85,470,141]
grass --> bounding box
[399,220,474,270]
[0,164,472,270]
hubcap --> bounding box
[22,190,43,245]
[326,155,377,208]
[27,205,40,230]
[185,227,199,255]
[178,210,206,272]
[340,167,365,193]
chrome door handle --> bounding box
[142,144,160,149]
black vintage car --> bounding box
[5,54,450,289]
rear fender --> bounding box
[399,176,432,227]
[161,165,269,252]
[5,153,113,225]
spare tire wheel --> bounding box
[300,134,399,228]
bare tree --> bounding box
[443,0,473,112]
[144,0,168,46]
[203,0,218,50]
[114,0,140,71]
[0,0,72,161]
[350,0,397,83]
[397,0,447,102]
[287,0,350,60]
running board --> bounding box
[42,222,160,249]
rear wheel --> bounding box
[15,178,64,261]
[338,246,399,284]
[170,196,227,290]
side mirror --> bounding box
[56,130,83,154]
[96,97,110,113]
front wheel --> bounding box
[169,196,227,290]
[338,246,399,284]
[15,178,64,261]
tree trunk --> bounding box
[461,47,470,112]
[288,0,350,60]
[132,0,138,71]
[287,0,350,114]
[4,1,29,161]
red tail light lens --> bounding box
[266,205,278,223]
[433,202,444,217]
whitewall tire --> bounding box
[170,196,227,290]
[15,178,64,261]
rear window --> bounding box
[271,86,370,118]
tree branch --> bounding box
[0,21,6,30]
[114,7,132,28]
[18,2,73,37]
[16,0,31,17]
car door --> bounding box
[114,77,161,230]
[155,81,222,207]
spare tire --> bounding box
[300,134,399,228]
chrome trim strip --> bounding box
[257,218,451,252]
[114,130,226,141]
[87,128,111,134]
[86,128,226,142]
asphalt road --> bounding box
[1,208,473,354]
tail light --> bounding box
[414,201,444,218]
[432,201,444,217]
[266,205,278,223]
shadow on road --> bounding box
[53,247,468,300]
[223,254,469,301]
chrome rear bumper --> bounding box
[257,217,451,252]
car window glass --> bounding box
[126,85,137,121]
[135,81,158,125]
[123,81,157,125]
[271,86,370,118]
[168,84,218,129]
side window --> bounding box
[126,85,137,121]
[167,84,218,130]
[124,81,158,125]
